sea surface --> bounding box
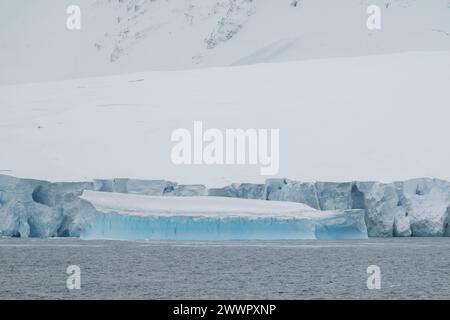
[0,238,449,299]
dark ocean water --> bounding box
[0,238,449,299]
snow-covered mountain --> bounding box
[1,0,450,84]
[1,0,449,184]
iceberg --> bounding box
[80,191,368,240]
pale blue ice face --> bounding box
[81,212,368,241]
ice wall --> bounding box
[0,175,96,237]
[81,211,367,241]
[0,174,449,238]
[94,178,207,196]
[208,183,265,199]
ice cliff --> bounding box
[0,175,95,237]
[0,174,449,238]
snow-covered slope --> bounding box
[1,52,449,185]
[1,0,449,84]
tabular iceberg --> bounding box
[79,191,368,240]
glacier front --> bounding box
[80,191,368,240]
[2,174,448,239]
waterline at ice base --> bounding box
[79,192,368,240]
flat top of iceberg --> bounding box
[81,190,339,219]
